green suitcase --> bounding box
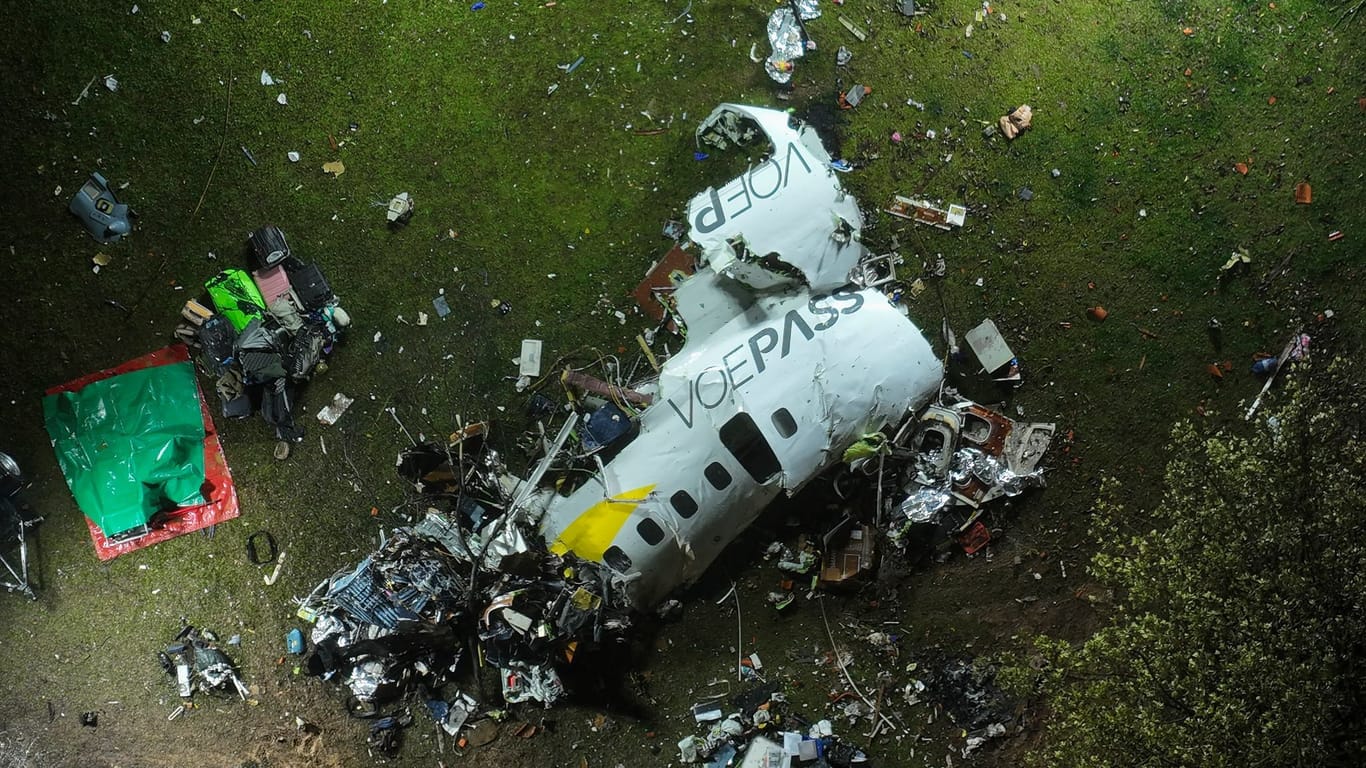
[205,268,266,331]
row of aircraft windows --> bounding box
[629,408,797,550]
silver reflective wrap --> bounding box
[997,467,1046,496]
[915,449,947,480]
[793,0,821,19]
[955,448,1045,494]
[501,664,566,705]
[951,448,1001,486]
[481,520,530,569]
[765,8,804,84]
[310,613,348,647]
[345,658,391,701]
[949,448,976,485]
[899,486,953,524]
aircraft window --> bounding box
[603,546,633,572]
[771,408,798,438]
[705,462,732,490]
[720,412,782,483]
[671,490,699,519]
[636,517,665,546]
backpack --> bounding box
[197,315,238,374]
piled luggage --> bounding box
[176,225,351,448]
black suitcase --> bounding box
[287,262,335,310]
[247,225,291,271]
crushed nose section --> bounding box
[687,105,867,294]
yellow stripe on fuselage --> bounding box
[548,484,656,561]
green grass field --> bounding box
[0,1,1361,766]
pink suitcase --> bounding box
[252,265,293,306]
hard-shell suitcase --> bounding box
[205,269,266,331]
[247,225,291,271]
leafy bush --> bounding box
[1035,359,1366,768]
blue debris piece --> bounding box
[68,172,132,244]
[582,403,633,451]
[433,294,452,318]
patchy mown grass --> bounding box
[0,1,1360,766]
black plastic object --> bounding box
[285,325,327,380]
[197,315,238,374]
[526,392,557,420]
[261,379,303,442]
[234,317,289,382]
[246,530,278,565]
[221,392,252,419]
[247,225,291,271]
[287,262,335,310]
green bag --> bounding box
[205,268,266,331]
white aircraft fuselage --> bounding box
[538,281,942,608]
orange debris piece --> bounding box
[1295,182,1312,204]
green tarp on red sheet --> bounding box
[43,359,207,538]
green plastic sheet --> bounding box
[43,360,207,537]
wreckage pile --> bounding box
[295,435,635,742]
[679,681,869,768]
[754,393,1053,618]
[882,393,1054,555]
[666,606,1022,766]
[157,625,249,710]
[175,225,350,451]
[285,104,1055,759]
